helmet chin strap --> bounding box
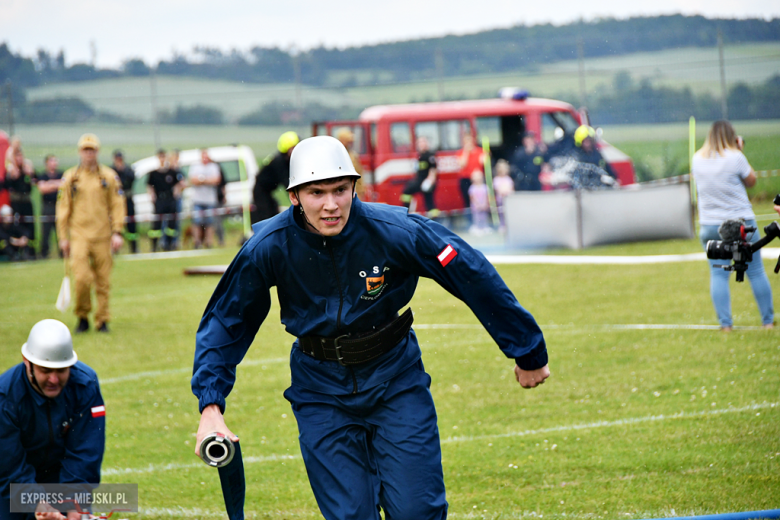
[27,363,46,396]
[294,189,316,233]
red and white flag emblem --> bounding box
[437,244,457,267]
[91,405,106,418]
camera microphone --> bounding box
[708,217,780,283]
[717,219,745,242]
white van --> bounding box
[130,145,259,218]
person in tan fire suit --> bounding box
[56,133,126,334]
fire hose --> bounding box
[199,433,245,520]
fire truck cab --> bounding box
[313,91,635,211]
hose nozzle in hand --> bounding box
[199,433,236,468]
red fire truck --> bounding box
[313,91,635,211]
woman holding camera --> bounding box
[693,120,774,331]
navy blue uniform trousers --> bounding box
[284,360,448,520]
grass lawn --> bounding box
[1,225,778,518]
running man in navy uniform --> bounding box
[192,136,549,520]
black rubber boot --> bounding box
[75,319,89,334]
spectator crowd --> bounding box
[0,136,232,262]
[0,124,616,263]
[429,124,616,235]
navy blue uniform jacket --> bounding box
[0,362,105,516]
[192,198,547,412]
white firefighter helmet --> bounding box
[21,319,78,369]
[287,135,361,191]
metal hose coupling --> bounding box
[199,433,236,468]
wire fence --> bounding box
[8,169,780,227]
[12,204,246,224]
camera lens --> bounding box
[706,240,733,260]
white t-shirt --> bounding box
[188,161,221,206]
[693,149,754,225]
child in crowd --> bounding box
[468,169,491,235]
[493,159,514,231]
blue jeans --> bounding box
[699,220,774,327]
[192,204,215,226]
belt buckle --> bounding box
[331,334,350,366]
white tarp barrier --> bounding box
[504,183,694,250]
[581,184,694,247]
[504,190,580,249]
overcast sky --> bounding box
[3,0,779,68]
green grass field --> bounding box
[1,218,779,518]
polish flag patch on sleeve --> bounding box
[437,244,458,267]
[91,405,106,418]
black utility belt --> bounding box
[299,308,414,366]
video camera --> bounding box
[705,194,780,282]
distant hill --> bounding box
[1,14,778,88]
[301,15,780,86]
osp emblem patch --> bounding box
[360,266,391,301]
[366,275,385,296]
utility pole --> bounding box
[5,80,14,136]
[89,40,97,68]
[435,48,445,101]
[577,36,587,107]
[292,50,302,119]
[717,29,728,120]
[149,70,161,149]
